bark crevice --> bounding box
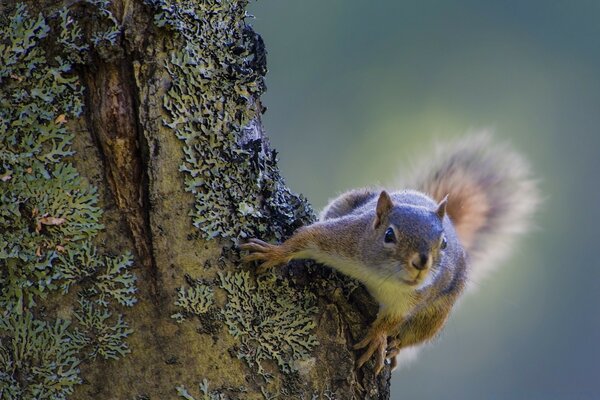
[82,59,159,300]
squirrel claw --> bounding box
[240,238,287,273]
[355,331,387,375]
[240,238,271,253]
[353,335,371,350]
[389,355,398,371]
[386,347,401,371]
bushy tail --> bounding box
[405,133,540,285]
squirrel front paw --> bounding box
[353,327,388,375]
[240,238,289,273]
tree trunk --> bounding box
[0,1,390,399]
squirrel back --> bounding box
[402,133,540,285]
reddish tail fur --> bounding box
[405,133,540,285]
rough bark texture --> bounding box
[0,1,390,399]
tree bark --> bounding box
[0,1,390,399]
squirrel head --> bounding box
[364,191,449,288]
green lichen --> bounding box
[262,386,337,400]
[219,271,319,380]
[176,379,247,400]
[0,3,136,396]
[0,312,81,400]
[144,0,320,386]
[85,0,120,47]
[57,8,90,64]
[56,242,137,307]
[146,0,314,242]
[69,298,133,360]
[0,2,95,312]
[171,283,214,323]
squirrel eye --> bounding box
[440,236,448,250]
[384,227,396,244]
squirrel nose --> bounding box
[410,253,430,271]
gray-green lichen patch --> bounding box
[145,0,315,242]
[0,3,136,397]
[171,283,214,323]
[85,0,120,47]
[57,242,137,307]
[176,378,247,400]
[69,297,133,360]
[62,0,122,61]
[0,312,81,400]
[142,0,320,389]
[218,271,319,381]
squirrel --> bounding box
[241,134,539,375]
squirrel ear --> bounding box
[436,194,449,220]
[374,190,393,229]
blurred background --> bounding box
[249,1,599,399]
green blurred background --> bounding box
[248,1,599,399]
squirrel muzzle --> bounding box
[409,252,431,271]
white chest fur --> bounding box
[299,249,417,318]
[365,279,416,318]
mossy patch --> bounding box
[142,0,320,392]
[0,312,81,400]
[0,3,136,397]
[171,282,214,323]
[219,271,318,381]
[176,378,247,400]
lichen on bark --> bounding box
[0,3,137,398]
[145,0,324,394]
[148,0,314,241]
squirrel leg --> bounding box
[242,218,364,274]
[382,303,452,371]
